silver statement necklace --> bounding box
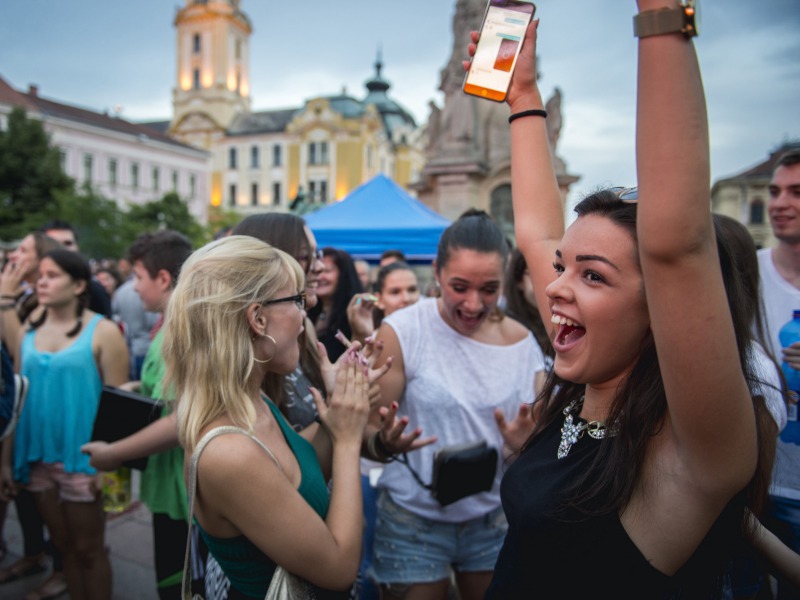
[557,396,619,459]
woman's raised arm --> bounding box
[634,0,756,490]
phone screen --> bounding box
[463,1,535,102]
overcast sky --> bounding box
[1,1,797,205]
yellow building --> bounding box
[168,0,424,213]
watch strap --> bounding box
[634,8,687,38]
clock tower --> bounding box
[171,0,252,149]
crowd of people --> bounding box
[0,4,799,599]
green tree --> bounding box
[0,107,74,241]
[205,204,241,240]
[127,192,206,247]
[53,185,134,259]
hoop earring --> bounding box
[253,334,277,364]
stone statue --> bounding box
[442,94,477,153]
[436,0,484,157]
[545,87,563,153]
[483,103,512,165]
[425,100,442,154]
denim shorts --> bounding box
[368,490,507,586]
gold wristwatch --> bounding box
[634,1,699,38]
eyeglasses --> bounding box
[609,186,639,203]
[262,291,306,310]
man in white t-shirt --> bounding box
[759,149,800,599]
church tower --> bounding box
[171,0,252,149]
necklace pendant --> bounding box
[557,414,586,459]
[557,395,618,459]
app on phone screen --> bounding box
[493,37,519,72]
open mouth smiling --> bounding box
[551,313,586,348]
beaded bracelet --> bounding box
[367,431,395,463]
[508,109,548,124]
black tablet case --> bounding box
[91,385,163,470]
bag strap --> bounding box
[394,453,431,491]
[182,426,283,600]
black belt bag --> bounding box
[398,440,498,507]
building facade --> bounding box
[711,142,800,249]
[169,0,424,215]
[0,77,210,223]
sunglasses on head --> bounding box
[608,186,639,203]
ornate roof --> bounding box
[363,50,417,138]
[227,108,298,136]
[223,54,417,142]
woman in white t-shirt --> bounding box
[369,209,546,600]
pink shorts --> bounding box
[26,462,99,503]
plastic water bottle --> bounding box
[779,310,800,445]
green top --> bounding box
[199,399,333,599]
[139,330,188,520]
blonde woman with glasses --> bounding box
[164,236,398,599]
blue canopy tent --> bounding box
[304,174,451,262]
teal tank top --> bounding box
[199,399,343,599]
[15,314,104,483]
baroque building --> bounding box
[415,0,579,232]
[711,141,800,249]
[166,0,424,213]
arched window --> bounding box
[750,198,765,225]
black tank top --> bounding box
[486,414,742,599]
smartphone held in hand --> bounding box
[463,0,536,102]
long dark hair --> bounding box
[307,247,364,343]
[528,191,774,525]
[233,214,311,268]
[713,213,779,517]
[231,214,325,407]
[29,249,92,337]
[503,248,554,360]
